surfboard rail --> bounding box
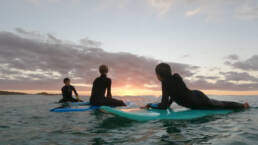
[100,106,233,121]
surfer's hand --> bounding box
[140,105,148,109]
[107,95,112,99]
[76,95,80,101]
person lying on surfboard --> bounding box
[90,64,126,106]
[141,63,250,110]
[59,78,82,103]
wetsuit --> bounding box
[90,74,126,106]
[59,85,78,103]
[147,73,244,110]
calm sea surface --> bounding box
[0,95,258,145]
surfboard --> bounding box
[50,105,100,112]
[100,106,233,121]
[60,101,90,106]
[50,102,134,112]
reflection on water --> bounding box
[0,95,258,145]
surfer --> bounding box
[90,65,126,106]
[59,78,81,103]
[141,63,250,110]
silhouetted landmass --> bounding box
[0,90,60,95]
[36,92,60,96]
[0,91,28,95]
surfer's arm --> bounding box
[107,79,112,98]
[157,81,172,109]
[72,86,79,100]
[144,82,171,110]
[71,86,78,96]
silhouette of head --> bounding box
[99,64,109,75]
[155,63,172,80]
[63,77,70,86]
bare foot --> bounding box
[244,102,250,109]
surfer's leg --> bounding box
[190,90,214,109]
[210,99,245,109]
[90,99,103,106]
[104,98,126,107]
[191,90,246,109]
[67,97,78,102]
[58,99,66,103]
[72,98,79,102]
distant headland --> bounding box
[0,91,28,95]
[0,91,60,96]
[36,92,60,96]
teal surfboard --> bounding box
[100,106,233,121]
[50,102,134,112]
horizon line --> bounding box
[2,89,258,96]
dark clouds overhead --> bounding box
[0,29,258,93]
[186,54,258,91]
[220,71,258,82]
[215,54,258,91]
[226,54,239,61]
[225,54,258,71]
[0,29,198,91]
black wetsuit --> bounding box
[59,85,78,103]
[148,73,244,110]
[90,74,126,106]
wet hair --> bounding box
[155,63,172,78]
[63,78,70,83]
[99,64,108,74]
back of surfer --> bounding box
[90,64,126,106]
[142,63,250,110]
[59,78,81,103]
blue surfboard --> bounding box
[60,101,90,106]
[100,106,233,121]
[50,105,100,112]
[50,102,134,112]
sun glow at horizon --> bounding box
[4,89,258,96]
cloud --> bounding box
[47,33,62,43]
[1,29,258,93]
[25,0,258,21]
[0,29,198,92]
[195,75,219,80]
[80,38,102,48]
[146,0,174,15]
[225,55,258,71]
[26,0,81,5]
[220,71,258,82]
[188,78,258,91]
[15,27,42,38]
[180,54,190,59]
[187,70,258,91]
[146,0,258,21]
[226,54,239,61]
[236,3,258,20]
[185,8,201,17]
[186,54,258,91]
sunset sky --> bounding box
[1,0,258,96]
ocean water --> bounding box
[0,95,258,145]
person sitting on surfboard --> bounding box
[59,78,81,103]
[141,63,250,110]
[90,64,126,106]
